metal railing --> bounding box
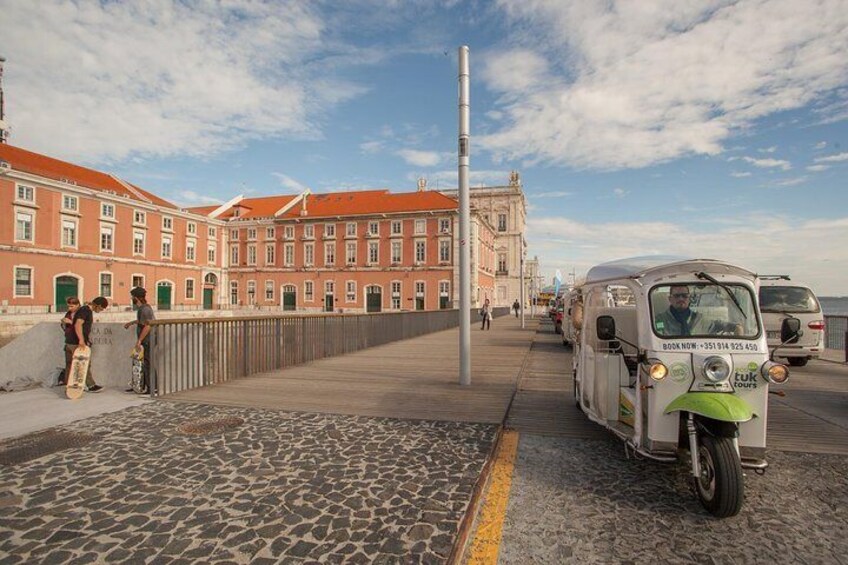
[148,307,509,396]
[824,315,847,351]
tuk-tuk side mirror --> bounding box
[597,315,616,341]
[780,317,802,344]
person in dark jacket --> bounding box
[64,296,109,392]
[124,287,155,393]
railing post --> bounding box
[149,325,158,398]
[844,330,847,363]
[242,319,249,377]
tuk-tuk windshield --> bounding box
[650,283,760,338]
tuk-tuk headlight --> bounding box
[761,362,789,384]
[648,362,668,381]
[703,356,730,383]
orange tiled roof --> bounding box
[0,143,177,209]
[203,189,458,220]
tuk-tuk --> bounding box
[572,257,791,517]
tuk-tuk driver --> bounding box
[655,285,703,336]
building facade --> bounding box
[0,144,500,313]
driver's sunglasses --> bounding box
[671,293,690,299]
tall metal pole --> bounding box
[0,56,8,144]
[458,46,471,386]
[520,253,525,328]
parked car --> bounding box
[758,276,824,366]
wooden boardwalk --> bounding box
[165,314,536,423]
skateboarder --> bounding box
[64,296,109,393]
[124,287,155,393]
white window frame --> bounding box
[134,210,147,226]
[368,221,379,236]
[439,218,451,233]
[414,219,426,235]
[132,230,145,256]
[208,225,217,238]
[162,216,173,232]
[95,270,111,299]
[391,240,402,263]
[415,240,426,263]
[15,184,35,204]
[324,242,335,266]
[186,239,196,262]
[368,241,379,265]
[247,280,257,305]
[99,223,114,253]
[187,221,197,235]
[265,243,275,265]
[391,281,401,310]
[304,224,315,239]
[207,243,216,265]
[230,245,239,265]
[13,265,34,298]
[325,280,335,295]
[230,228,239,241]
[101,202,115,220]
[62,194,78,213]
[304,280,314,302]
[391,220,402,235]
[304,242,314,266]
[61,217,78,249]
[346,242,357,265]
[415,281,425,310]
[284,243,294,266]
[346,222,357,237]
[346,281,356,303]
[132,274,145,290]
[247,244,257,265]
[230,281,239,305]
[266,226,275,240]
[247,228,257,240]
[439,239,451,263]
[185,278,195,300]
[324,223,336,238]
[285,225,295,239]
[162,235,173,259]
[498,213,507,232]
[265,280,274,301]
[14,209,35,243]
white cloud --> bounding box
[528,214,848,294]
[481,0,848,170]
[814,141,827,149]
[0,1,366,163]
[531,191,574,198]
[769,176,807,187]
[359,141,384,155]
[814,152,848,163]
[758,146,777,153]
[171,190,222,207]
[730,171,752,178]
[272,173,309,193]
[613,188,628,198]
[425,169,512,190]
[806,164,830,172]
[396,149,442,167]
[742,157,792,171]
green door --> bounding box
[283,286,296,311]
[325,294,334,312]
[366,287,382,313]
[55,276,79,311]
[203,288,214,310]
[157,283,172,310]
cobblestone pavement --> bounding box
[499,434,848,564]
[0,402,496,564]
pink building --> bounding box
[0,144,497,313]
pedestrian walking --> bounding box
[513,299,520,317]
[64,296,109,393]
[124,287,155,393]
[480,299,492,330]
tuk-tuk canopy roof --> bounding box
[585,256,757,285]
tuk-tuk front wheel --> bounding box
[694,435,743,518]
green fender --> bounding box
[663,392,756,422]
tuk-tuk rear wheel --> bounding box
[694,435,743,518]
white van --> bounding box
[758,276,824,366]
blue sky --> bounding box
[2,0,847,294]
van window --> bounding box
[650,283,759,338]
[759,286,820,314]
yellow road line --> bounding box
[465,430,520,565]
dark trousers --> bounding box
[481,315,491,330]
[140,341,151,392]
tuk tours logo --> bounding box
[733,361,760,389]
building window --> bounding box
[346,242,356,265]
[208,226,217,238]
[14,267,33,297]
[230,281,238,305]
[101,203,115,219]
[62,194,78,212]
[346,222,357,237]
[247,280,257,305]
[439,240,451,262]
[161,235,172,259]
[100,225,114,252]
[391,220,402,235]
[324,223,335,238]
[185,278,195,300]
[132,275,145,289]
[439,218,451,233]
[285,225,294,239]
[391,281,401,310]
[208,244,216,264]
[187,221,197,235]
[186,240,196,262]
[133,231,145,255]
[368,241,379,264]
[304,224,314,239]
[162,216,173,231]
[325,280,335,295]
[230,229,239,241]
[346,281,356,302]
[439,281,449,295]
[230,245,239,265]
[245,228,256,240]
[414,219,426,235]
[391,241,402,263]
[266,227,275,239]
[15,211,33,242]
[265,280,274,301]
[265,244,275,265]
[16,185,34,203]
[134,210,146,225]
[324,242,335,266]
[415,281,425,310]
[415,240,426,263]
[305,280,314,301]
[498,213,507,232]
[368,221,379,236]
[284,243,294,266]
[62,219,77,247]
[304,243,314,266]
[247,244,257,265]
[498,253,507,273]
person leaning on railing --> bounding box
[124,287,155,394]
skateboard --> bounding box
[66,346,91,400]
[130,346,146,394]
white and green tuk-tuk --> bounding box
[573,256,792,517]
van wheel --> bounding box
[694,435,743,518]
[787,357,808,367]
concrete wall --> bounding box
[0,322,137,391]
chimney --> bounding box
[417,177,427,192]
[300,192,308,216]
